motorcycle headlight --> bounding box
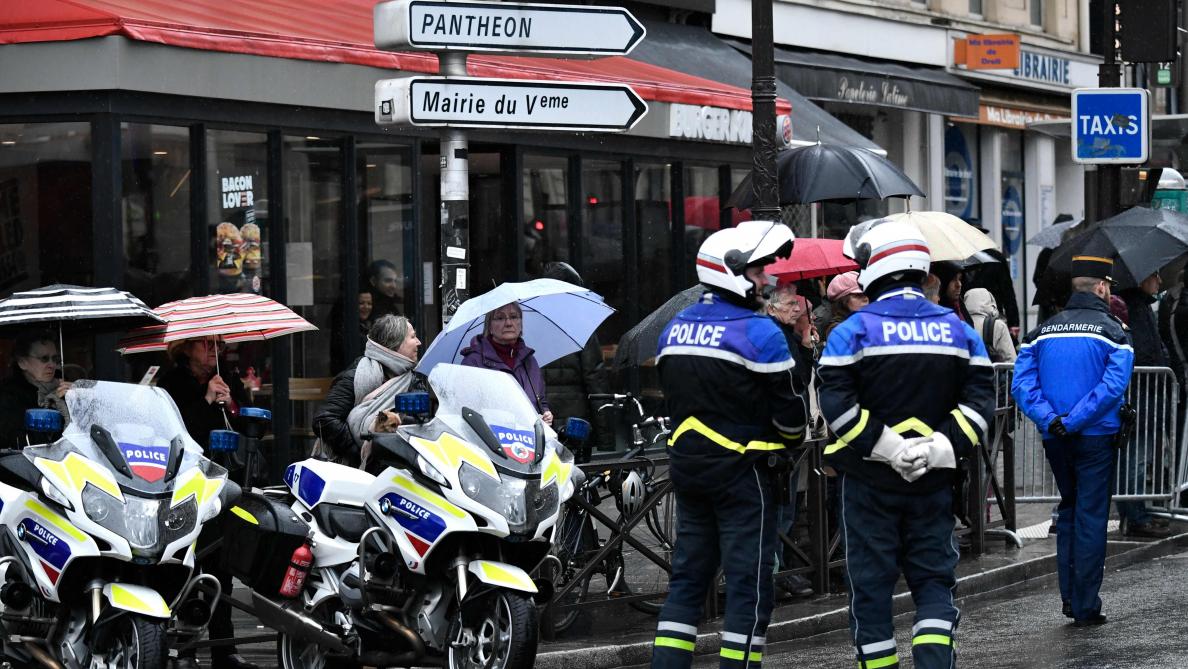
[82,485,160,553]
[459,463,528,530]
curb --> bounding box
[534,533,1188,669]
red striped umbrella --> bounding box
[116,293,316,354]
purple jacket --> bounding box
[459,335,549,413]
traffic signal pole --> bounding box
[1094,1,1122,223]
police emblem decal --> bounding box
[490,425,536,464]
[119,442,170,482]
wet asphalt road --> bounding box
[674,550,1188,669]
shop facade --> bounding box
[0,8,801,468]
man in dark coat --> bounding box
[1117,273,1171,538]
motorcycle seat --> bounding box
[315,503,370,543]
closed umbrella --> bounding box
[116,293,316,355]
[765,238,858,282]
[726,144,924,208]
[416,278,614,376]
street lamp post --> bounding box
[750,0,781,223]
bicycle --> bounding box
[537,394,675,634]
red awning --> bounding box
[0,0,790,114]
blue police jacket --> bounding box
[656,291,807,491]
[818,285,995,494]
[1012,291,1134,437]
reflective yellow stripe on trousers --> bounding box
[668,416,785,454]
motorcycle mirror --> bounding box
[563,417,591,443]
[395,391,431,417]
[209,429,241,453]
[24,408,63,435]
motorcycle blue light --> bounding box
[564,417,591,441]
[24,409,63,434]
[395,392,431,416]
[240,407,272,422]
[209,430,240,453]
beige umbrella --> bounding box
[877,211,999,262]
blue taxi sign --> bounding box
[1071,88,1149,164]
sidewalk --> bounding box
[532,508,1188,669]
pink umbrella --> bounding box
[766,238,858,282]
[117,293,316,355]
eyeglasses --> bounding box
[491,314,522,322]
[27,354,61,364]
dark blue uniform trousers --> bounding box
[841,474,959,669]
[1043,433,1114,621]
[651,465,776,669]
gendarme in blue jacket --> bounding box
[1012,291,1134,438]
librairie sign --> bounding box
[376,77,648,131]
[375,0,645,55]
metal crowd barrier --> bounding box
[1011,365,1181,505]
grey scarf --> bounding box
[347,338,416,443]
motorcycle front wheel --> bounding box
[447,590,537,669]
[276,601,354,669]
[91,615,167,669]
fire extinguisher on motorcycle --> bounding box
[279,542,313,598]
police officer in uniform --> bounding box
[1012,255,1133,627]
[819,219,995,669]
[650,221,808,669]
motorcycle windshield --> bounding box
[429,364,555,472]
[27,379,219,495]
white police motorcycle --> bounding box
[225,364,578,669]
[0,380,236,669]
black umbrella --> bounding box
[1035,207,1188,304]
[726,144,924,208]
[613,285,705,370]
[1026,218,1083,249]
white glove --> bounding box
[867,427,930,482]
[924,433,957,470]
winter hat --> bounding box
[826,272,862,303]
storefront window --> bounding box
[523,154,569,277]
[357,142,413,363]
[944,123,980,224]
[636,163,672,311]
[122,123,190,308]
[685,166,720,285]
[206,129,268,296]
[1001,131,1026,304]
[283,136,342,380]
[582,159,625,337]
[0,122,94,372]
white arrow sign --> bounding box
[374,0,646,56]
[376,77,648,131]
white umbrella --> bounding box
[877,211,999,262]
[417,279,614,375]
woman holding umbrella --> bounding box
[0,330,71,449]
[461,303,553,426]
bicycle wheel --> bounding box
[539,503,598,634]
[538,553,591,635]
[624,482,677,614]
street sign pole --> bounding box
[1094,1,1122,224]
[439,51,470,325]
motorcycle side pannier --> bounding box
[219,492,310,594]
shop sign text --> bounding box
[836,77,909,107]
[221,176,254,209]
[668,104,752,145]
[1013,51,1071,86]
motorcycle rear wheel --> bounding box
[91,615,166,669]
[447,591,537,669]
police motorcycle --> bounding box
[0,380,237,669]
[221,364,578,669]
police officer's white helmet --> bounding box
[695,221,794,299]
[843,218,931,291]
